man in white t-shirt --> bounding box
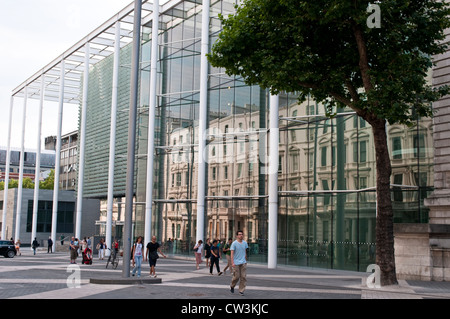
[230,230,248,296]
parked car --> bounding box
[0,240,16,258]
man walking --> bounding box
[230,230,248,296]
[47,236,53,253]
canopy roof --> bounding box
[11,0,204,104]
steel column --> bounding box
[196,0,210,243]
[14,87,28,241]
[106,22,121,255]
[75,43,90,239]
[123,0,142,277]
[1,96,14,239]
[51,60,64,248]
[31,75,45,247]
[145,0,159,244]
[268,93,279,269]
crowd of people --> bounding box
[9,230,249,295]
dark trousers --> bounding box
[210,257,220,274]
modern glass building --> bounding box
[4,0,435,272]
[80,0,433,272]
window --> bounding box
[176,173,182,186]
[212,167,217,180]
[392,137,402,159]
[353,141,367,163]
[413,134,426,158]
[393,174,403,202]
[291,153,299,171]
[224,166,229,179]
[321,146,327,167]
[26,200,74,233]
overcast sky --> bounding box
[0,0,133,150]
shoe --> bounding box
[239,292,245,296]
[218,272,223,276]
[230,287,234,294]
[210,273,213,275]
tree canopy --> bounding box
[208,0,450,125]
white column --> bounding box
[51,60,65,247]
[1,96,14,239]
[31,75,45,246]
[268,93,279,269]
[145,0,160,244]
[106,23,121,255]
[196,0,210,243]
[14,87,28,241]
[75,43,90,239]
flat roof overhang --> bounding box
[11,0,205,104]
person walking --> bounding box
[97,238,106,260]
[32,237,39,255]
[222,238,233,274]
[230,230,248,296]
[209,239,223,276]
[204,238,211,267]
[193,240,203,270]
[70,237,79,264]
[47,236,53,253]
[145,235,166,278]
[131,236,144,277]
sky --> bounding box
[0,0,133,150]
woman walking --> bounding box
[145,236,166,278]
[194,240,203,270]
[131,236,144,277]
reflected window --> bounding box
[392,137,402,159]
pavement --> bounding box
[1,248,450,306]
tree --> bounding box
[39,169,55,190]
[208,0,450,285]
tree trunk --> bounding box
[371,118,398,286]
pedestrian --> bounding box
[210,239,223,276]
[60,234,64,246]
[70,237,79,264]
[113,238,119,254]
[204,238,211,267]
[193,240,203,270]
[47,236,53,253]
[131,236,144,278]
[32,237,39,255]
[87,237,91,250]
[145,235,166,278]
[222,238,233,274]
[97,238,106,260]
[230,230,248,296]
[15,239,21,256]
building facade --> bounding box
[78,0,435,272]
[4,0,448,276]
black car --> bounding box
[0,240,16,258]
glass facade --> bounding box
[82,0,434,272]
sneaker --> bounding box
[239,292,245,296]
[218,272,223,276]
[230,287,234,294]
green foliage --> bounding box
[39,169,55,190]
[0,169,55,190]
[208,0,450,125]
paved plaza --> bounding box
[1,248,450,303]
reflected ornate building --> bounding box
[80,0,435,272]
